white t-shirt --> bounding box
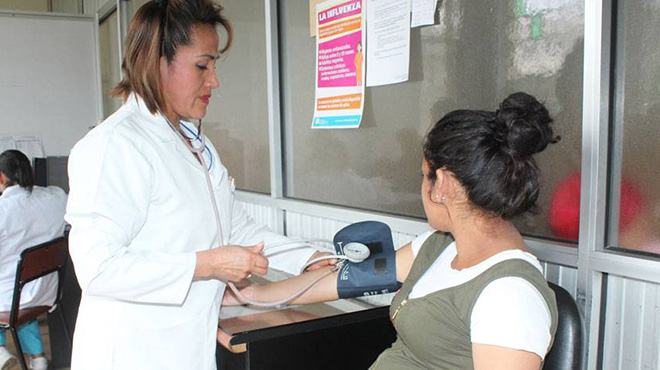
[409,231,553,359]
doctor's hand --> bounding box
[194,243,269,282]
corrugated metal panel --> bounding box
[237,200,280,231]
[602,275,660,370]
[542,262,578,298]
[284,211,418,249]
[603,276,624,368]
[642,282,660,370]
[285,212,348,242]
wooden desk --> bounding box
[216,302,397,370]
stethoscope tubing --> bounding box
[179,122,212,171]
[165,116,336,308]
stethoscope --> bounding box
[165,118,225,245]
[164,116,356,308]
[179,122,213,171]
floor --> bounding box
[4,314,70,370]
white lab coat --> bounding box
[0,185,66,311]
[65,94,315,370]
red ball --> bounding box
[548,173,581,240]
[548,173,644,240]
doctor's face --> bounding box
[160,24,220,125]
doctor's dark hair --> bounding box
[111,0,233,114]
[0,150,34,192]
[423,92,559,219]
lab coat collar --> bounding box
[0,185,29,199]
[125,93,206,173]
[125,93,197,144]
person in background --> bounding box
[222,92,560,370]
[0,150,67,370]
[65,1,327,369]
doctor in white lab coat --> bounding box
[65,1,323,369]
[0,149,66,369]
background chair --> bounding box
[0,237,71,370]
[543,282,584,370]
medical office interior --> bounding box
[0,0,659,369]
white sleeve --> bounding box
[470,277,553,359]
[410,230,436,256]
[227,201,315,276]
[65,131,196,305]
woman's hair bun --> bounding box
[496,92,559,158]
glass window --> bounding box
[0,0,82,14]
[0,0,48,12]
[123,0,271,193]
[280,0,583,240]
[204,1,270,193]
[51,0,82,14]
[607,1,660,255]
[125,0,149,22]
[99,11,122,119]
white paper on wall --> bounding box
[0,136,45,161]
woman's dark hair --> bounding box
[423,92,560,219]
[111,0,233,114]
[0,150,34,192]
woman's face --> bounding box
[160,24,220,125]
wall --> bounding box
[0,11,100,156]
[601,275,660,369]
[0,0,47,11]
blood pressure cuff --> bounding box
[334,221,401,299]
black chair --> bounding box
[543,282,583,370]
[0,237,72,370]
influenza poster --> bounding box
[312,0,365,129]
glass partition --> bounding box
[204,0,271,193]
[0,0,82,14]
[125,0,148,25]
[607,1,660,255]
[124,0,271,193]
[99,11,122,119]
[280,0,584,240]
[0,0,48,12]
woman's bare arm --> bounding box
[225,242,416,307]
[224,266,339,306]
[219,242,418,349]
[395,243,414,282]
